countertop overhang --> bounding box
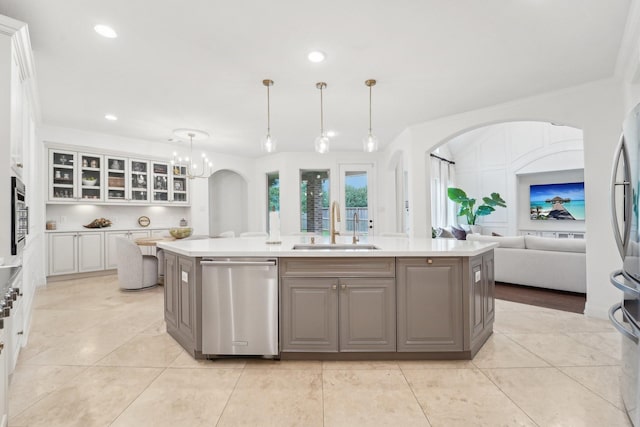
[157,236,498,258]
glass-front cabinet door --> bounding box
[129,159,150,202]
[49,149,77,201]
[79,153,103,201]
[152,162,170,203]
[106,155,128,202]
[171,164,188,203]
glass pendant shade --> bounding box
[261,134,276,153]
[314,134,330,154]
[363,133,379,152]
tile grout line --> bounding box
[214,362,246,427]
[553,365,628,414]
[476,367,541,427]
[398,365,435,426]
[107,365,167,426]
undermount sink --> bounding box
[292,244,380,251]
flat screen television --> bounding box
[530,182,585,221]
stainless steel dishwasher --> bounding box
[200,258,279,357]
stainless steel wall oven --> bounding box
[11,176,28,255]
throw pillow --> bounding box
[451,226,467,240]
[491,232,503,237]
[437,227,455,238]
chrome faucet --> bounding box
[330,201,341,244]
[352,212,360,244]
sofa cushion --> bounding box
[437,227,455,239]
[450,226,467,240]
[466,234,525,249]
[524,235,586,253]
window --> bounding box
[267,172,279,213]
[300,170,329,234]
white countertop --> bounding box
[45,226,172,233]
[157,235,498,258]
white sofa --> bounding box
[466,234,586,293]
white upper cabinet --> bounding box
[47,146,189,206]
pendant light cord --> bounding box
[369,85,372,134]
[266,84,271,135]
[320,85,324,135]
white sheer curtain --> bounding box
[430,155,456,229]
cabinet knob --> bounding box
[331,284,337,290]
[16,163,23,168]
[341,284,347,290]
[427,259,433,264]
[0,342,4,351]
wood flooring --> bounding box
[494,282,586,314]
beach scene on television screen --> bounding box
[530,182,585,220]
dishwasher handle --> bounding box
[201,259,277,267]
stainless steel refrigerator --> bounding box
[610,102,640,427]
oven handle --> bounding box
[609,302,639,344]
[610,270,640,298]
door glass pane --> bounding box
[107,156,126,201]
[344,171,368,233]
[267,172,279,212]
[300,170,329,234]
[80,154,101,200]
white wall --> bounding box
[380,78,624,319]
[442,121,584,236]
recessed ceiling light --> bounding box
[94,24,117,39]
[326,130,336,137]
[308,51,326,63]
[104,114,118,121]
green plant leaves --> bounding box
[447,187,506,225]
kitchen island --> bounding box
[157,235,497,360]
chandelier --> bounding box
[171,128,213,179]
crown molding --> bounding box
[0,15,25,37]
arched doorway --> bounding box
[209,169,247,236]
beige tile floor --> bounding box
[8,274,632,426]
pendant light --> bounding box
[363,79,379,152]
[314,82,330,154]
[261,79,275,153]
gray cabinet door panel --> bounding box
[281,277,338,352]
[339,278,396,352]
[397,258,463,352]
[470,257,484,340]
[483,252,495,325]
[164,252,178,329]
[178,257,197,343]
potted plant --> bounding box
[447,187,506,233]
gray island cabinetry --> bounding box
[280,258,396,353]
[164,252,201,357]
[158,237,496,360]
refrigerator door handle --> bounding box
[609,302,639,344]
[610,134,633,259]
[610,269,640,297]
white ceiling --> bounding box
[0,0,631,158]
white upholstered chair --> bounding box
[115,237,158,290]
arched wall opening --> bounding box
[430,120,585,237]
[208,169,248,236]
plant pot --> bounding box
[469,225,482,235]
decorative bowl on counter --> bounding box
[170,227,193,239]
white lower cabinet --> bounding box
[48,232,104,276]
[104,230,157,269]
[48,229,170,276]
